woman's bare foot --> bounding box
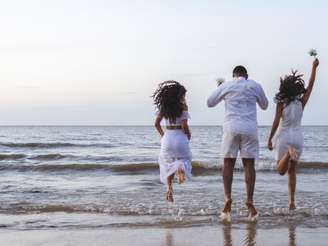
[246,202,257,220]
[222,199,232,213]
[288,146,298,161]
[166,189,174,202]
[177,168,185,184]
[289,202,296,210]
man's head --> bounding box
[233,65,248,79]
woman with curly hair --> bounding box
[153,81,192,202]
[268,58,319,210]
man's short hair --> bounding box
[233,65,248,79]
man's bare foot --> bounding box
[166,190,174,202]
[288,146,298,161]
[246,202,257,221]
[220,199,232,222]
[289,202,296,210]
[222,199,232,213]
[177,168,185,184]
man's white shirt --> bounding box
[207,77,268,136]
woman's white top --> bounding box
[158,111,190,126]
[279,100,303,131]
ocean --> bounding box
[0,126,327,231]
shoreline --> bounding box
[1,224,327,246]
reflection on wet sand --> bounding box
[243,223,256,246]
[161,220,299,246]
[222,222,257,246]
[222,221,297,246]
[223,222,233,246]
[165,231,174,246]
[288,222,296,246]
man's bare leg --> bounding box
[222,158,236,213]
[242,158,257,217]
[288,160,297,210]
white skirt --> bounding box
[274,128,303,161]
[158,129,192,184]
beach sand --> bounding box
[1,224,327,246]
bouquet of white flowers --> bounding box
[309,49,317,57]
[216,78,225,87]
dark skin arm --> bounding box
[268,102,283,150]
[301,58,319,108]
[154,116,164,137]
[181,102,191,140]
[181,119,191,140]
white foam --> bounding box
[220,212,231,222]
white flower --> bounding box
[216,78,225,86]
[309,49,317,57]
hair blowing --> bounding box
[274,70,306,105]
[152,81,187,124]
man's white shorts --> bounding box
[221,131,259,159]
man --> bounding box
[207,65,268,221]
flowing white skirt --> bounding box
[158,129,192,184]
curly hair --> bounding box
[274,70,306,105]
[152,81,187,124]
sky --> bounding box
[0,0,327,125]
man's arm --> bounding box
[256,84,269,110]
[207,86,225,107]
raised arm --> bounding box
[207,86,224,107]
[154,116,164,137]
[267,102,283,150]
[302,58,319,108]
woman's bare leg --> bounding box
[177,168,185,184]
[288,160,297,210]
[166,174,174,202]
[277,146,297,175]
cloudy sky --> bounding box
[0,0,326,125]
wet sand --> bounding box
[1,223,327,246]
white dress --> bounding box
[274,100,303,161]
[157,111,192,184]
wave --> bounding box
[0,154,26,160]
[0,153,122,162]
[0,142,114,149]
[298,161,328,169]
[0,161,327,174]
[29,154,68,161]
[0,162,212,174]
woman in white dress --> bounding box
[268,58,319,209]
[153,81,192,202]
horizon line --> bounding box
[0,124,327,127]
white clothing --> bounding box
[162,111,190,127]
[274,100,303,160]
[207,77,268,136]
[156,111,192,184]
[207,77,268,159]
[222,131,259,158]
